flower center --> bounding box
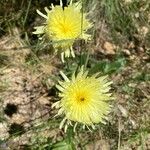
[60,23,71,34]
[77,96,86,103]
[80,97,85,101]
[75,91,87,103]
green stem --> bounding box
[23,0,32,27]
[84,49,90,69]
[79,0,84,67]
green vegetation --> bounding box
[0,0,149,149]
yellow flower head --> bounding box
[52,68,113,131]
[33,0,92,62]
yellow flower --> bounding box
[33,0,92,62]
[52,68,113,131]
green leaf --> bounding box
[52,140,73,150]
[89,57,126,75]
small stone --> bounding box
[123,49,131,56]
[118,104,128,118]
[124,0,132,4]
[103,41,116,55]
[139,26,149,36]
[135,12,140,18]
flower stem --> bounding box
[84,49,90,69]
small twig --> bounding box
[118,117,121,150]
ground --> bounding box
[0,0,150,150]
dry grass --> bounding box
[0,0,150,149]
